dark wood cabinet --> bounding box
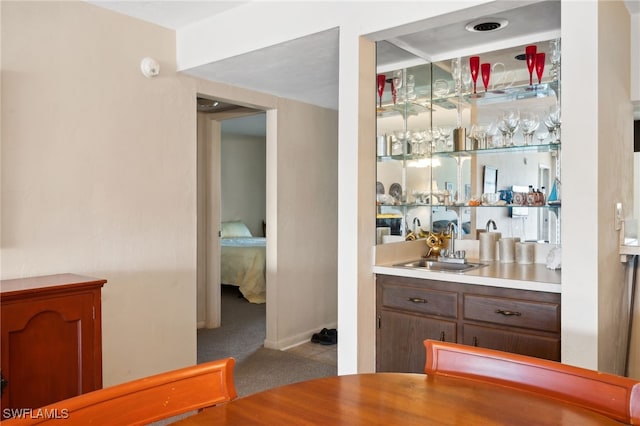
[1,274,106,416]
[376,274,560,373]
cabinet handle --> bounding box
[407,297,427,304]
[472,337,478,347]
[440,331,445,341]
[495,309,522,316]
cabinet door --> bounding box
[377,309,456,373]
[1,291,99,410]
[462,324,560,361]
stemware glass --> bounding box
[548,108,561,143]
[461,63,472,94]
[496,119,509,148]
[392,70,403,103]
[406,74,416,101]
[481,63,491,92]
[469,56,480,95]
[439,127,453,151]
[389,78,397,104]
[470,124,487,149]
[535,52,545,85]
[525,45,537,87]
[486,121,500,148]
[451,58,462,92]
[499,111,520,146]
[520,113,540,146]
[543,108,561,143]
[543,115,556,143]
[377,74,386,109]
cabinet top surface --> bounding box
[0,273,107,296]
[374,262,561,293]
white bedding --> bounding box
[221,237,266,304]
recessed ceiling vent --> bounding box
[465,18,509,33]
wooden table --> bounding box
[172,373,621,425]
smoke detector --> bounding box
[465,18,509,33]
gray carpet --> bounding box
[198,285,336,397]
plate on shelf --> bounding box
[376,181,385,195]
[389,183,402,200]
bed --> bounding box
[220,221,266,304]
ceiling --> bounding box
[90,1,638,117]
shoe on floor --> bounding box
[311,328,337,345]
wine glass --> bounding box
[499,111,520,146]
[548,107,561,143]
[496,119,509,148]
[390,78,397,104]
[377,74,386,109]
[461,63,472,94]
[520,112,540,146]
[469,56,480,94]
[470,124,487,149]
[535,52,545,85]
[392,70,403,102]
[543,108,561,143]
[525,45,537,87]
[451,58,462,92]
[481,63,491,92]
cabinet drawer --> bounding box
[462,324,560,361]
[381,284,457,318]
[463,294,559,332]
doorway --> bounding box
[196,97,266,332]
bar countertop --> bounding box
[374,240,561,293]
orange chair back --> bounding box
[3,357,237,425]
[424,340,640,424]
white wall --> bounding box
[221,132,266,238]
[1,1,339,387]
[1,1,197,384]
[177,0,636,374]
[266,98,339,349]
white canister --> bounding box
[498,237,520,263]
[515,242,535,265]
[376,227,390,244]
[377,135,387,157]
[479,232,501,261]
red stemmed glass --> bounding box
[377,74,386,109]
[469,56,480,94]
[390,79,397,104]
[525,45,537,86]
[481,63,491,92]
[535,52,546,84]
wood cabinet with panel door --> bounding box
[376,274,560,373]
[0,274,106,417]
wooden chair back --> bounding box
[3,357,237,425]
[424,340,640,424]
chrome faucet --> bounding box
[446,221,458,254]
[486,219,497,232]
[413,217,421,234]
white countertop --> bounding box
[374,240,562,294]
[373,261,561,293]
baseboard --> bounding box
[264,323,338,351]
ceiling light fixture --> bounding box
[465,18,509,33]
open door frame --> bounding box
[197,106,266,329]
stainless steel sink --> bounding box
[393,259,487,273]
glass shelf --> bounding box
[377,202,560,209]
[432,142,561,157]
